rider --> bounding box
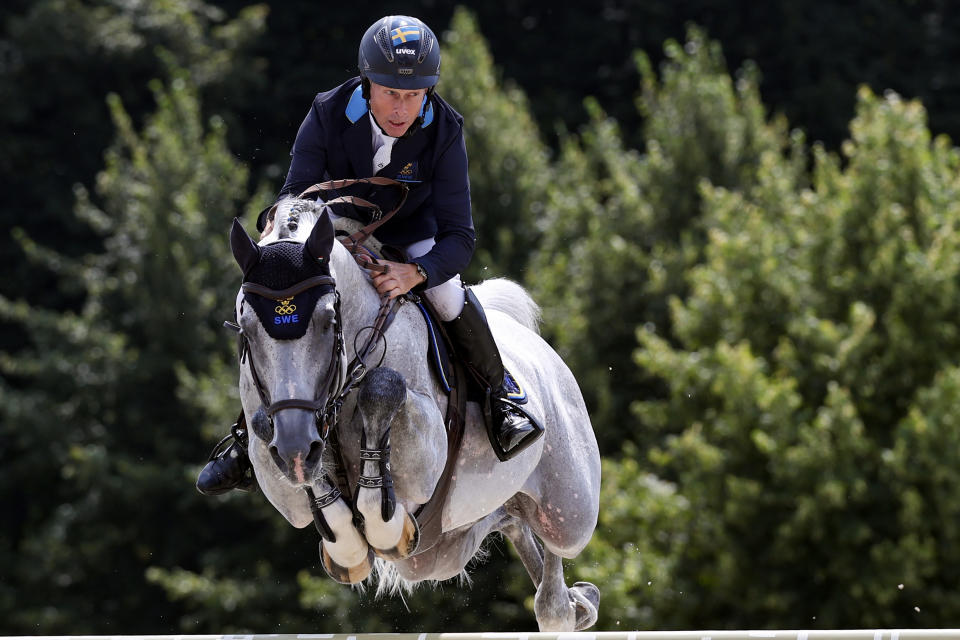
[196,15,542,496]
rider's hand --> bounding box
[370,261,426,300]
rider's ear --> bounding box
[306,209,335,265]
[230,218,261,276]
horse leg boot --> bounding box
[195,411,255,495]
[445,288,543,461]
[355,367,421,559]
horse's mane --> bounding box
[261,196,323,244]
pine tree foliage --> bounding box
[0,0,267,307]
[8,6,960,633]
[440,8,553,281]
[0,70,267,633]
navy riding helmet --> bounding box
[358,15,441,95]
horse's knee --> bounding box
[358,367,406,427]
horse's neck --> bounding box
[331,241,384,348]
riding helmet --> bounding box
[358,16,441,92]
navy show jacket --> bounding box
[275,77,475,290]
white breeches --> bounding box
[404,237,465,321]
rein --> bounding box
[297,177,409,266]
[231,253,403,544]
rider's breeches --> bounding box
[404,237,465,321]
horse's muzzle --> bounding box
[269,410,325,484]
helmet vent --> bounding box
[374,26,394,62]
[418,31,435,64]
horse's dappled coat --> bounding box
[232,200,602,631]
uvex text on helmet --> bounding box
[358,16,441,90]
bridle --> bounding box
[232,269,402,543]
[235,175,410,434]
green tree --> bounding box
[529,27,803,454]
[0,0,266,312]
[440,7,553,281]
[628,87,960,628]
[0,69,266,633]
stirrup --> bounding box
[207,421,249,462]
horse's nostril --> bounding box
[306,441,324,468]
[269,446,286,473]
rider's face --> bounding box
[368,82,427,138]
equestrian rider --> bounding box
[197,15,542,495]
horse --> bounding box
[228,195,602,631]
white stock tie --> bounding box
[373,142,394,174]
[370,114,397,174]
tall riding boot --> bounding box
[196,413,256,495]
[446,288,544,461]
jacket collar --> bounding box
[342,87,373,177]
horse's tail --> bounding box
[469,278,541,334]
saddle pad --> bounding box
[414,302,453,394]
[502,368,528,403]
[412,301,527,403]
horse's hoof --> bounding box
[571,581,600,631]
[373,511,421,560]
[320,542,375,584]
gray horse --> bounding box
[230,197,601,631]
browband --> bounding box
[242,275,336,300]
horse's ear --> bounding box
[306,208,334,265]
[230,218,260,275]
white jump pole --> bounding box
[4,631,960,640]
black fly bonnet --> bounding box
[243,241,333,339]
[231,215,336,340]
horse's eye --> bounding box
[320,308,337,333]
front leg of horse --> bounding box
[308,477,376,584]
[248,408,373,585]
[354,367,421,559]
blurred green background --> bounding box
[5,0,960,633]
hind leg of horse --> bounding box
[505,496,600,631]
[533,547,599,631]
[500,516,543,585]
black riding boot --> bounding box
[446,288,544,461]
[196,414,255,495]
